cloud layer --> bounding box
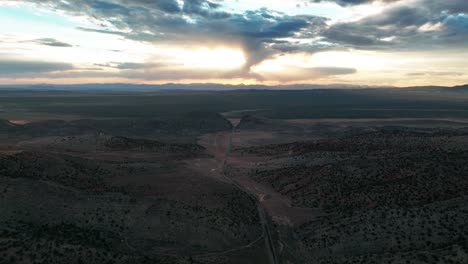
[2,0,468,84]
[0,60,73,76]
[31,38,73,47]
[323,0,468,50]
[10,0,330,78]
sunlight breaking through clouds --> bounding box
[0,0,467,85]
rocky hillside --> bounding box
[236,126,468,263]
[0,112,232,138]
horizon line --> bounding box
[0,82,466,90]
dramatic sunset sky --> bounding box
[0,0,467,86]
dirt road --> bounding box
[199,127,279,264]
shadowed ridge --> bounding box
[452,84,468,91]
[235,115,267,130]
[0,119,18,131]
[0,151,109,191]
[103,136,207,156]
[0,113,233,138]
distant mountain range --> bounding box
[0,83,467,91]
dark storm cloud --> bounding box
[32,38,73,47]
[322,0,468,50]
[156,0,182,13]
[9,0,468,81]
[204,11,329,75]
[319,6,427,48]
[364,6,428,27]
[182,0,230,18]
[20,0,227,20]
[425,0,468,14]
[14,0,329,78]
[0,60,74,76]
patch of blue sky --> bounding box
[0,3,81,28]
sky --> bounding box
[0,0,467,86]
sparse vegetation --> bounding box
[2,89,468,263]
